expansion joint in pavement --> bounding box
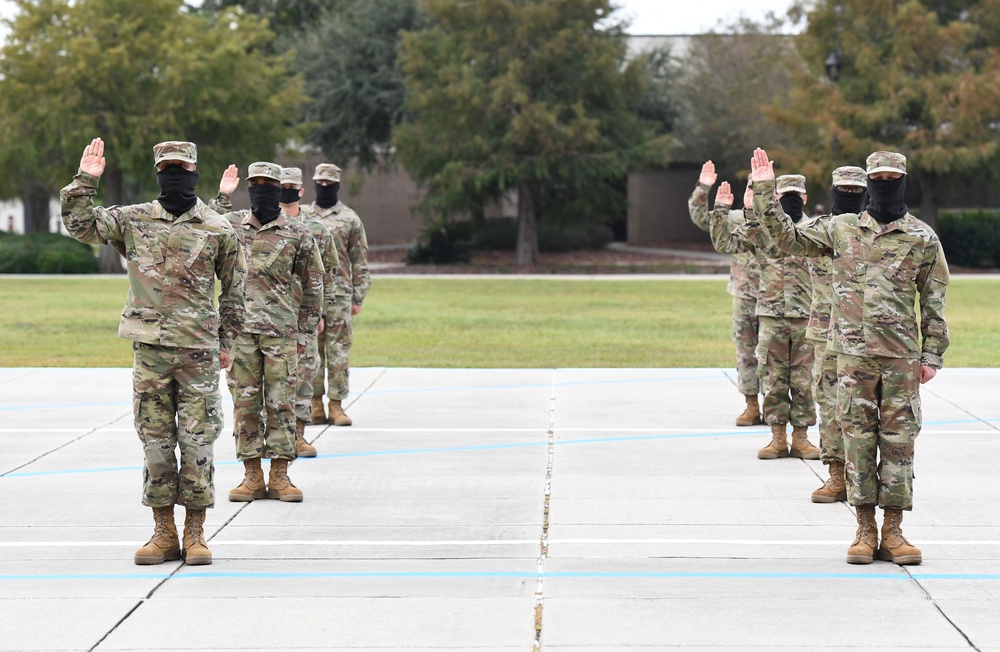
[533,372,557,651]
[903,567,982,651]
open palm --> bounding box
[79,137,106,178]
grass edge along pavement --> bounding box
[0,276,997,368]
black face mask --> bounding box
[315,182,340,209]
[832,188,867,215]
[779,193,805,223]
[247,184,282,225]
[280,187,301,204]
[866,177,908,224]
[155,166,199,217]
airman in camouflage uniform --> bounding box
[211,162,324,503]
[748,148,949,565]
[709,175,821,461]
[279,166,337,457]
[808,166,868,504]
[61,138,245,566]
[688,161,763,426]
[302,163,371,427]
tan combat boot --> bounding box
[757,424,789,459]
[182,508,212,565]
[735,395,762,427]
[846,505,878,564]
[811,460,847,503]
[228,458,266,502]
[267,458,304,502]
[310,396,327,425]
[134,505,181,565]
[878,508,922,565]
[789,426,821,459]
[295,419,317,458]
[328,399,353,426]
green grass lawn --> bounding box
[1,276,998,367]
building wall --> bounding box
[627,165,712,245]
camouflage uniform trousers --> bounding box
[733,295,760,396]
[132,342,222,509]
[812,341,843,465]
[227,333,297,461]
[313,294,352,401]
[837,353,921,510]
[755,316,816,427]
[294,331,321,423]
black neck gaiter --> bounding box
[832,188,867,215]
[866,177,907,224]
[315,182,340,209]
[155,167,199,217]
[279,187,301,205]
[779,193,805,223]
[248,184,282,225]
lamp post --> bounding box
[824,52,842,162]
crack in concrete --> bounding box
[533,370,556,651]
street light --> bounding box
[824,52,842,83]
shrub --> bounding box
[405,218,473,264]
[469,218,517,251]
[937,210,1000,268]
[0,232,100,274]
[467,218,613,252]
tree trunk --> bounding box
[917,173,939,231]
[22,176,51,233]
[99,165,125,273]
[515,182,538,267]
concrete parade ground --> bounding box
[1,365,999,651]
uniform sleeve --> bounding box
[917,237,950,369]
[216,229,246,353]
[687,182,712,233]
[740,210,782,258]
[752,180,832,257]
[209,193,234,215]
[59,171,127,252]
[295,232,323,336]
[708,203,753,254]
[321,227,337,314]
[350,218,371,306]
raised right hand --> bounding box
[715,181,734,206]
[79,138,106,178]
[699,160,717,187]
[750,148,775,183]
[219,164,240,195]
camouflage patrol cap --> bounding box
[866,151,907,175]
[775,174,807,195]
[246,161,281,182]
[313,163,342,182]
[831,166,867,188]
[153,141,197,166]
[280,167,303,187]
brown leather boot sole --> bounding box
[228,486,266,502]
[134,548,181,565]
[183,548,213,565]
[877,547,922,565]
[846,550,875,564]
[757,447,789,460]
[735,411,762,427]
[810,486,847,503]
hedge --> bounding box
[0,232,100,274]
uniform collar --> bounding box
[241,210,290,232]
[153,198,204,224]
[860,210,909,235]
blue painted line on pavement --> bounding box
[3,570,1000,581]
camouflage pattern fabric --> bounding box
[302,201,371,306]
[733,295,760,395]
[837,353,921,509]
[709,202,812,319]
[61,172,246,351]
[688,182,760,299]
[210,196,324,339]
[133,343,222,508]
[756,316,816,427]
[314,294,353,401]
[294,330,321,422]
[227,333,298,461]
[814,343,843,464]
[805,254,833,342]
[748,179,950,368]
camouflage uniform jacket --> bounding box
[302,201,370,305]
[289,211,338,316]
[688,182,760,299]
[749,179,950,368]
[799,214,834,343]
[60,171,245,351]
[211,194,323,340]
[708,201,812,319]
